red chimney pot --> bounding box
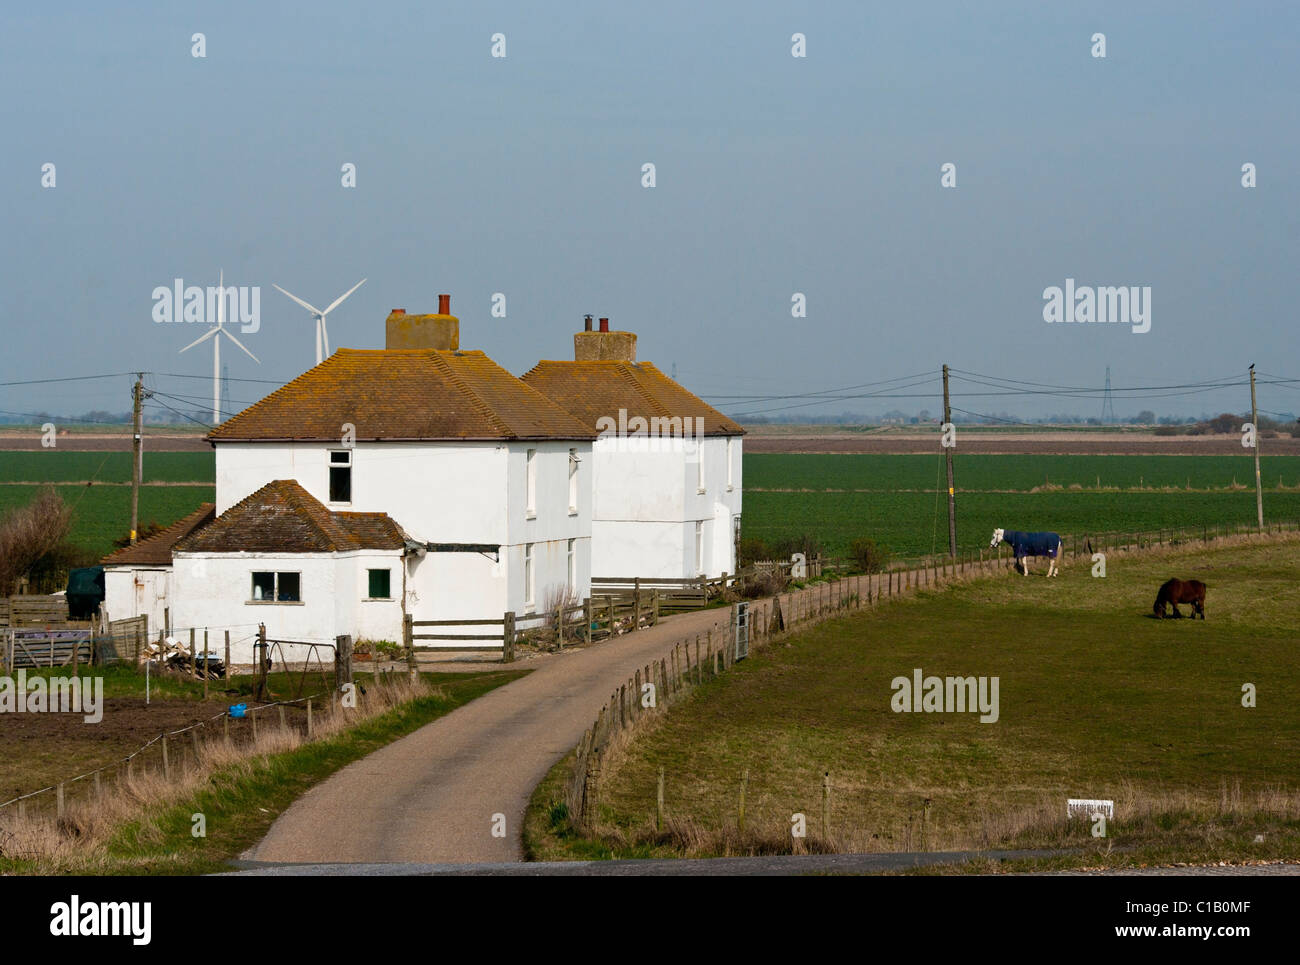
[438,293,451,315]
[392,308,406,315]
[598,317,609,332]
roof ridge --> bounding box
[428,352,514,438]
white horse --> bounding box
[990,528,1063,577]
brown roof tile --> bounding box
[101,503,216,567]
[208,349,596,443]
[173,481,406,554]
[519,360,745,437]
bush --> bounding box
[737,537,773,567]
[0,486,79,595]
[770,533,824,561]
[848,538,890,574]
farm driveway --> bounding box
[246,605,738,865]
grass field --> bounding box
[744,490,1300,559]
[744,453,1300,491]
[0,485,214,558]
[0,451,213,483]
[528,536,1300,869]
[6,449,1300,562]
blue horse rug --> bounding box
[1002,530,1061,558]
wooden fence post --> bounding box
[822,771,831,841]
[161,734,170,779]
[583,597,593,646]
[404,613,417,678]
[307,698,313,737]
[657,766,665,831]
[203,629,210,699]
[502,611,516,664]
[224,629,231,682]
[335,634,353,688]
[56,783,65,819]
[190,628,196,676]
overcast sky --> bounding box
[3,1,1298,424]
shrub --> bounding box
[0,486,79,595]
[848,538,890,574]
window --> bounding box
[329,450,352,503]
[251,571,301,603]
[567,538,576,591]
[525,448,537,517]
[694,521,704,576]
[524,543,535,606]
[568,448,579,514]
[697,447,705,493]
[726,438,734,490]
[367,568,391,599]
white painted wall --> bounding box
[171,550,404,664]
[210,438,592,634]
[588,435,742,578]
[103,566,170,634]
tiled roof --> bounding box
[173,480,406,554]
[208,349,596,442]
[101,503,216,567]
[520,360,745,437]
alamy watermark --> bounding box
[152,278,261,333]
[595,408,705,457]
[0,670,103,723]
[891,667,999,723]
[1043,278,1150,333]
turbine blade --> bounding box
[273,284,322,316]
[321,278,367,316]
[321,316,330,357]
[221,328,260,363]
[179,326,219,353]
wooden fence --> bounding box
[0,595,68,629]
[3,629,92,671]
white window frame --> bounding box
[694,521,704,576]
[329,449,352,505]
[568,448,579,515]
[697,447,705,494]
[567,538,576,592]
[524,542,535,607]
[249,570,303,605]
[525,448,537,519]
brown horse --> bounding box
[1152,578,1207,619]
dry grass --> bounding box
[0,676,434,872]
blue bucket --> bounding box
[229,703,247,719]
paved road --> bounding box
[246,605,739,864]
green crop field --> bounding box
[0,451,213,483]
[744,453,1300,492]
[0,485,214,559]
[741,454,1300,559]
[528,536,1300,869]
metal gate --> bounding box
[733,601,749,661]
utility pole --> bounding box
[942,364,957,558]
[1250,364,1263,531]
[130,373,143,544]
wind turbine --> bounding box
[179,270,260,424]
[272,278,367,365]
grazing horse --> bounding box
[1153,578,1207,619]
[989,528,1063,577]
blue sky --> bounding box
[2,1,1298,423]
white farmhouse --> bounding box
[169,297,596,660]
[522,317,744,579]
[100,503,215,634]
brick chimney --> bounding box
[574,315,636,362]
[386,294,459,350]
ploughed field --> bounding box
[543,537,1300,866]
